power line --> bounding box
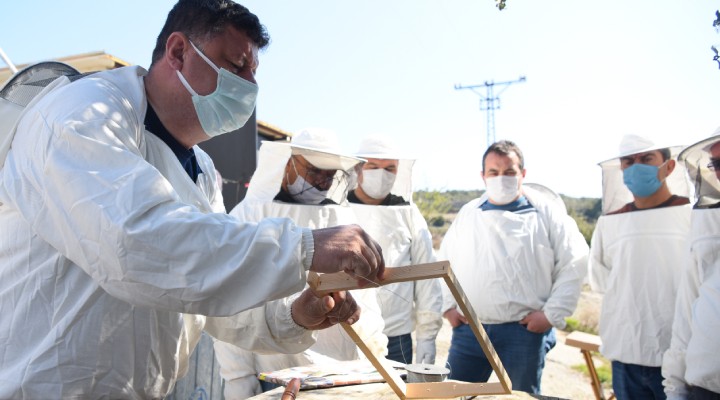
[454,76,526,148]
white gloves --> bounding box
[415,338,436,364]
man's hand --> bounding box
[311,225,385,286]
[443,308,468,328]
[291,288,360,330]
[520,310,552,333]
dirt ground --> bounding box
[433,290,607,400]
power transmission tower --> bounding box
[454,76,526,147]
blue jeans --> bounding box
[611,361,666,400]
[447,322,555,394]
[690,386,720,400]
[387,333,413,364]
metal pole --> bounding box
[0,47,18,73]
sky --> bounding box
[2,1,720,198]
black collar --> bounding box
[144,103,202,182]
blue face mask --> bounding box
[622,162,665,197]
[176,41,259,137]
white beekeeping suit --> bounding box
[348,136,442,365]
[588,134,693,370]
[211,129,388,399]
[0,66,316,398]
[662,131,720,398]
[439,184,587,329]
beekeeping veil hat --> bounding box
[353,135,415,202]
[597,133,694,214]
[678,127,720,208]
[243,128,364,205]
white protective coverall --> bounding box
[211,137,388,399]
[349,139,442,364]
[438,185,588,329]
[589,206,691,365]
[662,133,720,398]
[589,135,693,367]
[0,66,316,398]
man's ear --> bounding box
[166,32,188,71]
[663,159,676,177]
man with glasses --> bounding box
[589,134,693,399]
[210,128,388,399]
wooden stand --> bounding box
[564,331,614,400]
[307,261,512,399]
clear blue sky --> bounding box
[2,1,720,198]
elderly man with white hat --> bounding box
[662,129,720,399]
[589,133,694,399]
[347,136,443,366]
[209,128,388,399]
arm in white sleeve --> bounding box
[409,206,443,341]
[204,292,316,355]
[437,222,459,315]
[542,208,589,329]
[662,258,699,400]
[588,218,610,293]
[5,93,309,317]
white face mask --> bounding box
[176,41,259,137]
[484,175,521,205]
[360,169,396,199]
[286,159,330,204]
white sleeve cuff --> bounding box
[300,228,314,271]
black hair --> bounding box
[482,140,525,171]
[658,148,671,161]
[150,0,270,66]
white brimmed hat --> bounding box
[286,128,364,171]
[597,133,693,214]
[353,135,413,160]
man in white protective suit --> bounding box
[438,140,588,395]
[212,128,389,399]
[347,136,443,366]
[0,1,385,398]
[662,130,720,399]
[589,134,693,399]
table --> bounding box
[564,331,614,400]
[248,382,569,400]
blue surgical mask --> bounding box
[176,41,259,137]
[623,162,665,197]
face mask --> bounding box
[623,162,665,197]
[360,169,396,199]
[484,176,520,205]
[176,41,259,137]
[287,159,330,204]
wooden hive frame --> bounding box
[307,260,512,399]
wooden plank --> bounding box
[565,331,602,353]
[340,322,407,399]
[307,261,450,296]
[405,381,507,399]
[441,268,512,394]
[306,261,513,399]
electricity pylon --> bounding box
[454,76,526,147]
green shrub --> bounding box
[572,362,612,384]
[565,316,598,335]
